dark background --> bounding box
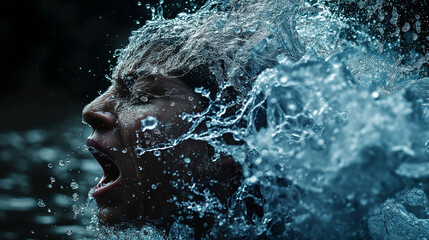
[0,0,207,131]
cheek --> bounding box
[115,99,202,152]
[116,112,174,152]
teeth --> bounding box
[96,180,115,190]
[100,181,113,188]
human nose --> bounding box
[82,93,117,131]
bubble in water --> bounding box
[47,163,53,169]
[184,158,191,164]
[137,1,141,6]
[50,177,55,183]
[70,181,79,190]
[66,230,72,235]
[37,199,45,207]
[141,116,158,132]
[154,150,161,157]
[151,184,157,190]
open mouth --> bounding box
[87,144,121,198]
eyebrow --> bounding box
[113,76,127,89]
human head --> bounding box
[83,71,242,232]
[82,0,304,235]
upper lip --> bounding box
[86,139,121,197]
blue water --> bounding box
[1,0,427,239]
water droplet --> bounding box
[59,160,65,166]
[70,181,79,190]
[140,96,148,102]
[135,148,144,156]
[141,116,158,132]
[72,205,80,215]
[72,193,79,201]
[154,150,161,157]
[371,91,379,99]
[38,199,46,207]
[288,103,297,111]
[66,230,72,235]
[402,22,411,32]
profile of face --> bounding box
[82,68,241,232]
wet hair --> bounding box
[110,1,305,235]
[113,0,305,98]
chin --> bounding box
[97,206,124,226]
[97,203,142,227]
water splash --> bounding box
[87,0,429,238]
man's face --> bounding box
[82,74,208,226]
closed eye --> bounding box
[129,93,155,105]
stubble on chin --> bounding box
[98,206,123,226]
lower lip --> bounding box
[91,176,120,198]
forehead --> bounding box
[112,69,196,97]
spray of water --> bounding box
[87,0,428,239]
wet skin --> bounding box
[82,75,210,228]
